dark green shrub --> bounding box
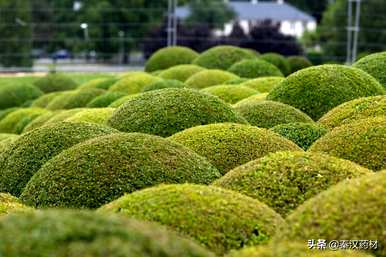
[0,108,49,134]
[20,133,220,208]
[30,92,65,108]
[240,77,284,93]
[185,69,239,89]
[145,46,199,72]
[0,122,117,196]
[353,51,386,88]
[0,84,43,110]
[287,56,313,73]
[33,73,78,93]
[141,79,185,92]
[267,65,386,120]
[108,88,247,137]
[201,85,259,104]
[270,122,328,150]
[309,116,386,171]
[78,77,119,90]
[99,183,284,255]
[260,53,291,76]
[0,209,214,257]
[0,193,31,216]
[86,92,127,108]
[228,59,283,78]
[193,45,256,70]
[169,123,301,174]
[158,64,205,82]
[109,74,161,94]
[274,170,386,257]
[214,151,371,216]
[65,108,115,125]
[234,100,314,128]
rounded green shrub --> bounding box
[0,108,19,122]
[44,109,84,124]
[109,73,161,94]
[22,112,58,133]
[318,95,386,129]
[0,193,31,216]
[30,91,65,108]
[20,133,220,208]
[86,91,127,108]
[201,85,259,104]
[141,79,185,92]
[108,94,140,108]
[78,77,118,90]
[0,122,117,196]
[33,73,78,93]
[309,116,386,171]
[193,45,256,70]
[228,59,283,78]
[287,56,313,73]
[0,134,19,153]
[0,108,49,134]
[353,51,386,88]
[225,78,250,85]
[274,170,386,257]
[0,209,214,257]
[65,108,115,124]
[107,88,247,137]
[234,100,314,128]
[158,64,205,82]
[60,88,106,109]
[270,122,328,150]
[241,77,285,93]
[0,133,18,142]
[169,123,302,174]
[267,65,386,120]
[260,53,291,76]
[0,84,43,110]
[185,69,239,89]
[99,183,284,255]
[145,47,199,72]
[213,151,371,216]
[234,93,268,107]
[119,71,149,78]
[45,90,76,110]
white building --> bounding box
[175,0,317,38]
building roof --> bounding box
[176,1,316,22]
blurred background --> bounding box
[0,0,384,72]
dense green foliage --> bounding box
[185,69,239,89]
[260,53,291,76]
[78,77,119,90]
[241,77,284,93]
[0,193,31,216]
[30,92,65,108]
[0,84,43,110]
[86,92,127,108]
[108,94,140,107]
[353,52,386,88]
[65,108,115,124]
[109,73,161,94]
[233,93,268,107]
[0,108,49,134]
[201,85,259,104]
[158,64,205,82]
[141,79,185,92]
[33,73,78,93]
[228,59,283,78]
[145,47,199,72]
[287,56,313,73]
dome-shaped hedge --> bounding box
[0,108,18,122]
[33,73,78,93]
[309,116,386,171]
[108,88,247,137]
[213,151,371,216]
[260,53,291,76]
[0,193,31,216]
[274,170,386,257]
[267,65,386,120]
[0,122,117,196]
[45,90,75,110]
[86,91,127,108]
[241,77,285,93]
[60,88,106,109]
[30,91,65,108]
[141,79,185,92]
[108,94,140,108]
[43,109,84,124]
[233,93,268,107]
[353,51,386,88]
[145,47,199,72]
[234,100,314,128]
[270,122,328,150]
[20,133,220,208]
[99,183,284,255]
[193,45,256,70]
[318,95,386,129]
[21,112,57,133]
[0,134,19,153]
[169,123,301,174]
[201,85,259,104]
[158,64,205,82]
[0,108,49,134]
[225,78,250,85]
[287,56,313,73]
[185,69,239,89]
[0,209,214,257]
[228,59,283,78]
[65,108,115,124]
[0,84,43,110]
[78,77,118,90]
[109,73,161,94]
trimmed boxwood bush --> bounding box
[228,59,283,78]
[274,170,386,257]
[185,69,239,89]
[20,133,220,208]
[44,109,84,124]
[309,116,386,171]
[233,93,268,107]
[193,45,256,70]
[260,53,291,76]
[33,73,78,93]
[158,64,205,82]
[45,90,76,110]
[65,108,115,125]
[0,122,117,196]
[22,112,58,133]
[0,108,19,122]
[270,122,328,150]
[78,77,119,90]
[108,88,247,137]
[109,74,161,94]
[0,209,214,257]
[319,95,386,129]
[108,94,140,108]
[353,51,386,88]
[86,92,127,108]
[0,108,49,134]
[99,183,284,255]
[141,79,185,92]
[145,47,199,72]
[234,100,314,128]
[30,92,65,108]
[0,133,18,142]
[0,84,43,110]
[226,78,250,85]
[169,123,301,174]
[241,77,284,93]
[0,193,31,216]
[60,88,106,109]
[201,85,259,104]
[213,151,371,216]
[267,65,386,120]
[0,135,19,153]
[287,56,313,73]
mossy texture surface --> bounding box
[213,151,371,216]
[0,193,31,216]
[141,79,185,92]
[287,56,313,73]
[0,135,19,153]
[233,93,268,107]
[65,108,115,125]
[228,59,283,78]
[46,89,106,110]
[22,112,58,133]
[0,108,49,134]
[353,51,386,88]
[158,64,205,82]
[108,94,140,108]
[109,74,161,94]
[86,92,127,108]
[108,88,247,137]
[0,122,117,196]
[267,65,386,120]
[20,133,220,208]
[33,73,78,93]
[78,77,118,90]
[169,123,301,174]
[0,84,43,110]
[201,85,259,104]
[45,91,76,110]
[99,184,284,255]
[185,69,239,89]
[260,53,291,76]
[241,77,284,93]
